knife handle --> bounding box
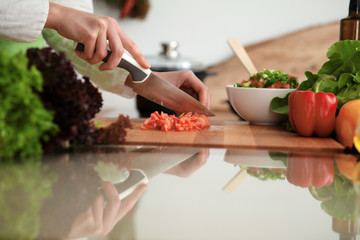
[75,43,151,82]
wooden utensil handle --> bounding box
[227,38,258,76]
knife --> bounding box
[114,146,202,199]
[76,43,215,116]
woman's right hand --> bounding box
[45,2,150,71]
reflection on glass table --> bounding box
[2,145,360,239]
[224,149,360,240]
[0,146,206,239]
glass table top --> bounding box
[1,145,359,240]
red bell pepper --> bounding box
[286,152,335,188]
[288,91,337,137]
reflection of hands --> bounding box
[66,181,147,239]
[154,71,211,109]
[45,3,150,71]
[165,149,209,178]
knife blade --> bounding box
[76,43,215,116]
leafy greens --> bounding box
[271,40,360,115]
[0,49,58,159]
[309,168,356,220]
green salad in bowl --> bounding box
[226,69,299,125]
[236,69,299,89]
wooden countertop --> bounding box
[97,118,344,153]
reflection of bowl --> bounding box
[224,149,287,168]
[226,85,295,125]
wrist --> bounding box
[44,2,61,31]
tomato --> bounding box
[141,111,210,132]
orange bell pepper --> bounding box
[286,152,335,188]
[335,99,360,148]
[335,154,358,181]
[289,91,337,137]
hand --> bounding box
[165,148,209,178]
[66,181,147,238]
[45,3,150,71]
[153,71,211,109]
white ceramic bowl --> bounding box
[226,85,295,125]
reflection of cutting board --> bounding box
[98,118,344,152]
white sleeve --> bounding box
[0,0,49,42]
[49,0,94,13]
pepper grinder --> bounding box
[340,0,360,40]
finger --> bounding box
[99,26,124,71]
[204,89,211,109]
[115,184,147,222]
[177,148,209,178]
[117,27,150,69]
[76,38,97,61]
[66,207,94,239]
[187,148,210,170]
[183,71,211,108]
[101,181,121,234]
[91,194,105,235]
[195,83,211,109]
[88,30,108,65]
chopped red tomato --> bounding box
[141,111,210,132]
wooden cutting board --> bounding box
[98,118,344,152]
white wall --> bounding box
[93,0,347,117]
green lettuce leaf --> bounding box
[297,71,317,90]
[336,84,360,109]
[338,72,355,90]
[337,96,360,109]
[270,93,291,115]
[321,40,360,69]
[311,74,337,93]
[309,168,356,220]
[0,48,58,159]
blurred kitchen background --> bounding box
[93,0,345,118]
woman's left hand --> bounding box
[66,181,147,238]
[153,71,211,109]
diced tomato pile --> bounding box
[141,111,210,132]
